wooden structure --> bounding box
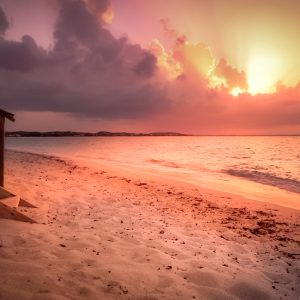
[0,109,36,223]
[0,187,37,223]
[0,109,15,187]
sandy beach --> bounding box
[0,150,299,300]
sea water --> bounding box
[6,136,300,208]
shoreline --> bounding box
[1,150,299,299]
[6,148,300,211]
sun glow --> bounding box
[247,54,282,95]
[230,87,243,97]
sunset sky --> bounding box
[1,0,300,134]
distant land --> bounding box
[6,131,188,137]
[6,132,300,137]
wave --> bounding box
[148,159,214,174]
[148,159,181,169]
[225,169,300,194]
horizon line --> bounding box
[5,130,300,137]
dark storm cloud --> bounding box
[0,0,167,119]
[134,52,157,77]
[0,6,9,35]
[0,35,47,72]
[84,0,112,21]
[54,0,100,51]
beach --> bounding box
[0,150,299,299]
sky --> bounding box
[0,0,300,134]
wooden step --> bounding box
[0,186,15,199]
[0,186,37,223]
[0,201,36,223]
[19,198,37,208]
[17,206,46,224]
[0,187,20,208]
[0,195,20,208]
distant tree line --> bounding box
[6,131,188,137]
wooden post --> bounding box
[0,109,15,187]
[0,116,4,187]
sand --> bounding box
[0,150,299,300]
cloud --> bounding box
[0,6,9,36]
[149,39,183,79]
[175,41,215,78]
[84,0,114,24]
[149,80,300,134]
[0,35,47,72]
[160,18,179,40]
[54,0,101,50]
[133,52,157,77]
[0,1,168,119]
[150,36,215,82]
[147,31,300,133]
[159,19,215,81]
[213,58,248,90]
[0,2,300,134]
[189,83,300,133]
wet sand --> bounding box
[0,150,299,299]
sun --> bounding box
[246,53,282,95]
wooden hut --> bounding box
[0,109,15,187]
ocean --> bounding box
[6,136,300,207]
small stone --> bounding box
[120,286,128,294]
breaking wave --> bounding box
[225,169,300,194]
[148,159,181,169]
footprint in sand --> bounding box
[183,270,221,288]
[229,281,273,300]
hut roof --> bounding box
[0,109,15,122]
